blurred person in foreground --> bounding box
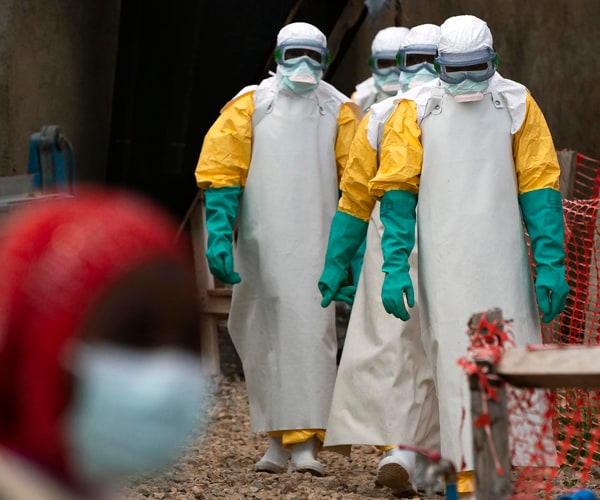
[0,187,210,499]
[320,24,443,497]
[195,21,361,476]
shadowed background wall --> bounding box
[330,1,600,166]
[0,1,120,183]
[0,1,597,218]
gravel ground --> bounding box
[119,335,600,500]
[120,369,431,500]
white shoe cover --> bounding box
[255,435,291,473]
[415,452,445,494]
[376,448,417,495]
[289,437,325,477]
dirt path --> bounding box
[120,369,435,500]
[120,353,600,500]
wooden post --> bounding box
[584,198,600,344]
[467,308,512,500]
[465,307,600,498]
[557,149,577,199]
[189,191,230,377]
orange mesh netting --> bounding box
[459,152,600,499]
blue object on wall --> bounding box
[27,125,74,193]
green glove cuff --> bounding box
[350,238,367,286]
[204,186,242,284]
[318,211,368,307]
[519,188,568,322]
[204,186,241,244]
[519,188,566,272]
[380,190,417,274]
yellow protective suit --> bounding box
[195,77,361,445]
[325,96,440,456]
[368,72,560,471]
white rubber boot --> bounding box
[289,436,325,477]
[414,453,445,495]
[376,447,417,496]
[254,435,291,473]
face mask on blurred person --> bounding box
[280,57,321,95]
[65,342,208,484]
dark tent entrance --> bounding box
[107,0,365,219]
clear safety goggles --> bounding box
[435,48,498,84]
[369,50,400,76]
[396,44,437,74]
[275,40,330,70]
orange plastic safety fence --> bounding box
[509,152,600,498]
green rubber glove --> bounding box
[318,211,368,307]
[380,190,417,321]
[519,188,569,323]
[204,186,242,285]
[350,238,367,287]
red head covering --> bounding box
[0,186,192,481]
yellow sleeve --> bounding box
[338,111,378,222]
[513,92,560,194]
[369,100,422,199]
[194,91,254,189]
[335,101,363,182]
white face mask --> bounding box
[446,70,490,102]
[444,72,491,101]
[65,343,209,485]
[373,68,401,96]
[400,67,437,92]
[280,57,321,95]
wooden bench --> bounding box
[0,174,73,219]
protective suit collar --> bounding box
[397,72,527,133]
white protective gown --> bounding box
[405,77,551,469]
[227,77,345,433]
[325,203,441,452]
[352,76,380,113]
[325,96,440,452]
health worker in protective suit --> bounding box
[369,15,569,498]
[319,24,443,497]
[351,26,410,113]
[194,21,362,477]
[334,26,411,365]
